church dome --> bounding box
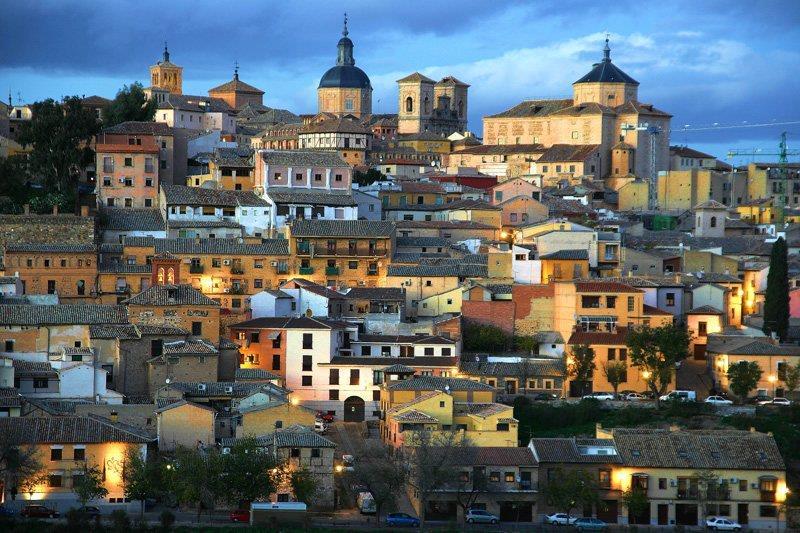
[318,16,371,90]
[574,38,639,86]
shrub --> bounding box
[110,509,131,533]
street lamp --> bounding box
[641,370,652,381]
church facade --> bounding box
[397,73,469,136]
[482,39,672,181]
[317,17,372,118]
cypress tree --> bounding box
[763,237,789,341]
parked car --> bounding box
[75,506,101,519]
[533,392,560,401]
[621,392,645,401]
[465,509,499,524]
[386,512,420,527]
[705,516,742,531]
[230,509,250,522]
[748,395,772,404]
[20,504,59,518]
[573,517,608,531]
[704,395,733,405]
[659,390,696,402]
[760,397,792,406]
[582,392,615,401]
[0,505,15,517]
[317,411,335,423]
[545,512,578,525]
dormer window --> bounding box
[167,288,177,300]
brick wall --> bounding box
[462,300,515,334]
[513,284,555,336]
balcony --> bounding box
[760,491,776,503]
[230,286,246,295]
[299,267,314,275]
[677,489,698,500]
[189,264,204,274]
[325,266,340,275]
[230,265,245,275]
[297,243,310,255]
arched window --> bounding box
[710,216,717,228]
[158,267,165,284]
[458,100,464,117]
[423,97,430,114]
[167,268,175,284]
[76,280,85,296]
[405,97,413,113]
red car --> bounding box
[230,509,249,523]
[317,411,335,423]
[21,504,60,518]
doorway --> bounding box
[343,396,365,422]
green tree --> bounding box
[223,436,277,508]
[115,447,162,518]
[0,433,44,501]
[602,361,628,395]
[0,155,31,211]
[622,486,650,525]
[782,362,800,400]
[454,461,488,523]
[103,82,157,128]
[693,470,721,520]
[289,467,318,505]
[627,323,691,403]
[72,462,109,507]
[763,237,789,341]
[463,322,511,353]
[16,96,100,194]
[346,441,407,523]
[544,468,601,517]
[727,360,763,402]
[171,446,226,522]
[567,344,596,397]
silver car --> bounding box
[466,509,499,524]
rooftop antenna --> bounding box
[234,60,239,80]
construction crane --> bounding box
[621,122,663,210]
[727,132,800,224]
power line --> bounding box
[671,120,800,133]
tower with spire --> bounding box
[572,35,639,107]
[149,42,184,95]
[317,13,372,118]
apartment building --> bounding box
[4,243,98,302]
[160,185,271,237]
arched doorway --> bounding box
[343,396,365,422]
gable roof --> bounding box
[0,416,154,444]
[0,305,128,326]
[531,438,620,463]
[257,149,348,167]
[290,219,395,238]
[123,284,220,307]
[231,316,346,330]
[540,249,589,260]
[161,185,269,207]
[387,376,496,392]
[100,208,165,232]
[459,359,565,378]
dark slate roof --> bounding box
[383,363,415,373]
[531,438,621,464]
[123,284,220,306]
[302,116,371,135]
[0,387,23,407]
[290,219,395,237]
[258,150,348,167]
[0,416,154,444]
[102,121,171,135]
[266,188,356,207]
[709,340,800,356]
[231,316,346,330]
[387,264,488,278]
[235,368,281,381]
[448,446,537,467]
[487,99,574,119]
[612,429,785,470]
[574,42,638,85]
[161,185,269,207]
[319,64,371,89]
[168,381,288,398]
[212,147,254,167]
[540,249,589,260]
[0,305,128,326]
[5,243,96,253]
[8,359,57,378]
[670,146,716,159]
[386,376,496,391]
[99,262,153,274]
[167,219,242,229]
[357,334,455,345]
[100,208,165,231]
[326,356,459,367]
[282,278,347,300]
[536,144,600,163]
[142,238,289,256]
[221,428,336,449]
[157,94,233,114]
[343,287,405,301]
[161,339,218,356]
[137,324,190,336]
[460,359,565,378]
[396,237,452,248]
[89,324,142,340]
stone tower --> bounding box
[150,43,183,95]
[397,73,435,134]
[611,142,635,177]
[434,76,469,128]
[694,200,727,238]
[317,14,372,118]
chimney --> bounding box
[80,206,89,217]
[23,204,30,215]
[110,411,118,423]
[52,205,58,216]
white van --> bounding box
[659,390,697,402]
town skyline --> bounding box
[2,1,799,163]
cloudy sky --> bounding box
[2,0,799,164]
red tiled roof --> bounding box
[568,327,630,346]
[399,182,446,194]
[643,304,672,316]
[575,281,641,293]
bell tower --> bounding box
[151,252,181,286]
[150,42,184,95]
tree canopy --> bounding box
[103,83,157,128]
[544,468,602,516]
[16,96,100,193]
[567,344,596,396]
[763,237,789,341]
[626,323,691,400]
[727,360,763,402]
[602,361,628,395]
